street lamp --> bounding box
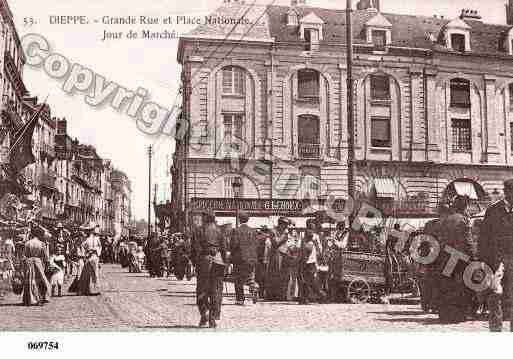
[232,176,242,228]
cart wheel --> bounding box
[347,279,371,304]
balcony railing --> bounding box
[298,143,321,159]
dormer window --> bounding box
[287,9,299,26]
[299,12,324,52]
[365,13,392,49]
[444,18,471,52]
[372,30,387,49]
[451,33,466,52]
[304,28,319,51]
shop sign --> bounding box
[190,198,346,214]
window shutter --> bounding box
[222,68,233,94]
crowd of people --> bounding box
[0,220,105,305]
[2,179,513,333]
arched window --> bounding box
[222,66,245,96]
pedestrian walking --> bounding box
[479,178,513,332]
[230,211,258,305]
[76,223,102,296]
[21,227,51,306]
[193,210,227,328]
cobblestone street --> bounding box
[0,264,490,331]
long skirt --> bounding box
[68,258,84,293]
[22,257,51,306]
[77,254,101,296]
[265,252,289,301]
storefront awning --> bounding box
[453,181,478,200]
[373,178,397,199]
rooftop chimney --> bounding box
[507,0,513,25]
[460,8,482,20]
[356,0,381,11]
[291,0,306,6]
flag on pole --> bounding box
[8,103,45,174]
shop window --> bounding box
[452,118,472,152]
[451,33,466,52]
[297,69,320,99]
[371,117,391,148]
[370,75,390,101]
[222,66,245,96]
[450,79,471,108]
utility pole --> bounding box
[346,0,356,221]
[154,183,158,230]
[147,145,152,239]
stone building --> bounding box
[172,0,513,227]
[0,0,30,202]
[111,169,132,237]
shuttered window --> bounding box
[222,66,245,95]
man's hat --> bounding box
[57,222,63,228]
[277,216,290,226]
[80,221,96,231]
[237,211,249,222]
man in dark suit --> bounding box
[480,178,513,332]
[230,211,258,305]
[192,210,227,328]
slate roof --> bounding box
[181,3,513,57]
[266,5,513,55]
[183,3,272,42]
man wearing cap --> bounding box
[192,210,227,328]
[230,211,258,305]
[480,178,513,331]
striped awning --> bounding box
[373,178,397,199]
[453,181,478,200]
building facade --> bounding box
[172,0,513,227]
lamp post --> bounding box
[232,177,242,228]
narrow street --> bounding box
[0,264,489,331]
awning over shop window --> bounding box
[373,178,397,199]
[453,181,478,200]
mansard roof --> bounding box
[300,12,324,24]
[365,12,392,28]
[179,3,513,58]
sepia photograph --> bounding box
[0,0,513,353]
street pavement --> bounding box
[0,264,490,331]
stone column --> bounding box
[424,67,439,155]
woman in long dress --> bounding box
[68,233,86,293]
[22,230,51,306]
[77,225,102,296]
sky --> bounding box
[8,0,508,220]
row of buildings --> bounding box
[0,0,132,236]
[170,0,513,229]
